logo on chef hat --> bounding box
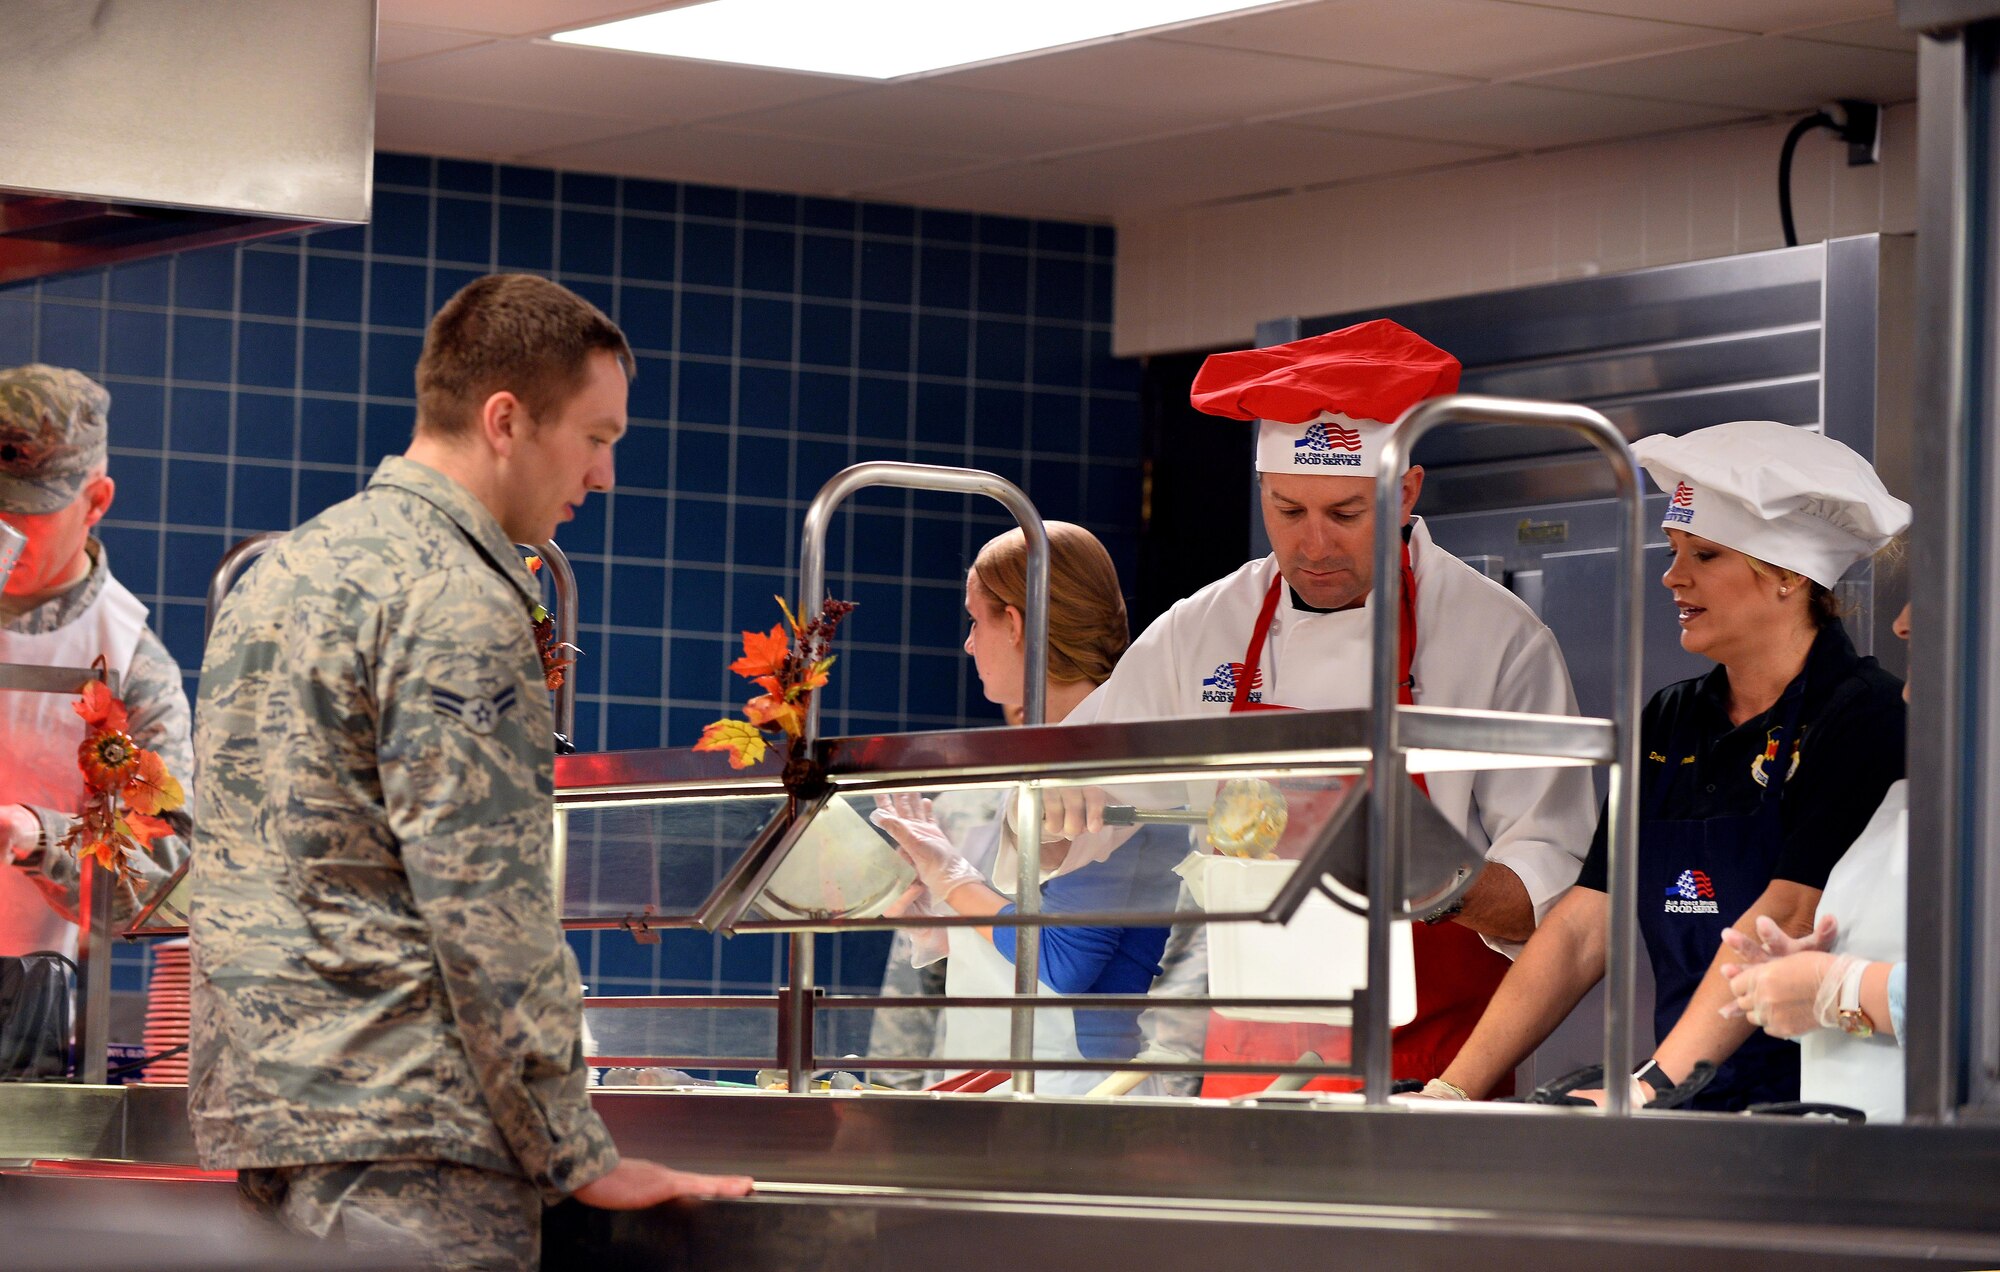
[1663,868,1719,915]
[1665,481,1696,526]
[1291,420,1365,468]
[1201,661,1262,704]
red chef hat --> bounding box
[1190,319,1460,476]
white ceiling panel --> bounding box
[379,0,661,38]
[1788,15,1918,52]
[934,38,1470,127]
[1516,0,1893,34]
[1156,0,1742,79]
[716,85,1176,160]
[1529,35,1917,112]
[376,39,857,124]
[377,22,492,65]
[523,125,977,195]
[1287,82,1751,151]
[865,124,1498,219]
[375,92,644,159]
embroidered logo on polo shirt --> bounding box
[1664,869,1719,915]
[1201,662,1262,704]
[1665,481,1696,526]
[1291,421,1363,468]
[1749,725,1802,788]
[432,685,519,736]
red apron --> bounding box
[1198,545,1514,1097]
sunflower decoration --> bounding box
[695,595,857,783]
[524,554,582,691]
[58,662,185,880]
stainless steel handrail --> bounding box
[203,530,284,640]
[796,461,1050,1093]
[529,539,579,744]
[1367,394,1644,1111]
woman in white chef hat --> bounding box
[1425,420,1910,1111]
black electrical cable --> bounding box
[1778,111,1834,248]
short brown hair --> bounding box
[972,521,1129,686]
[414,274,634,438]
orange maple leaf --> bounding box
[122,749,185,816]
[121,812,174,848]
[745,693,804,739]
[73,680,129,733]
[753,675,785,698]
[694,718,769,769]
[728,624,790,681]
[792,656,834,697]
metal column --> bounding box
[1901,0,2000,1120]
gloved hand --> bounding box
[871,794,985,904]
[1719,914,1845,1037]
[883,880,951,968]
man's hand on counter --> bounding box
[573,1158,755,1209]
[0,803,40,866]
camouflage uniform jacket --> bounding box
[189,456,616,1199]
[5,539,192,922]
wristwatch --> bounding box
[1632,1059,1674,1099]
[1420,868,1471,925]
[1836,961,1875,1038]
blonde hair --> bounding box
[971,522,1128,686]
[1743,556,1841,628]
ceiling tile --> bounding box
[933,38,1469,127]
[1156,0,1743,80]
[378,0,660,38]
[1287,83,1751,151]
[1787,15,1918,53]
[1528,35,1917,112]
[1518,1,1892,34]
[376,39,859,124]
[374,92,644,159]
[377,22,492,65]
[714,84,1177,160]
[522,126,976,195]
[863,124,1499,219]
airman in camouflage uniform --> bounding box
[191,275,750,1272]
[190,456,612,1266]
[0,364,191,941]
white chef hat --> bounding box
[1631,420,1911,589]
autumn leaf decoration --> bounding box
[695,595,857,773]
[58,660,186,883]
[524,554,582,691]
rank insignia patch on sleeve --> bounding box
[432,685,518,735]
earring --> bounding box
[1779,586,1791,597]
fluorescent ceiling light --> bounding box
[552,0,1288,80]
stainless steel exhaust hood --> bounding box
[0,0,375,287]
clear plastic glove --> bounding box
[1718,914,1843,1036]
[871,794,985,903]
[883,880,951,968]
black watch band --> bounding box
[1633,1059,1674,1097]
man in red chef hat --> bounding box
[1074,318,1597,1096]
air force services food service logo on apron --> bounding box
[1665,868,1719,915]
[1201,662,1262,704]
[431,684,519,735]
[1292,420,1364,468]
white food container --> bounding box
[1184,854,1417,1026]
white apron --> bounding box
[0,575,150,959]
[937,818,1092,1094]
[1802,780,1907,1123]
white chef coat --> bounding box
[0,573,151,958]
[1082,518,1596,948]
[1802,779,1906,1123]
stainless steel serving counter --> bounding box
[10,1083,2000,1269]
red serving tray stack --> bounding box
[139,939,189,1083]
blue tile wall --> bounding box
[1,152,1141,1014]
